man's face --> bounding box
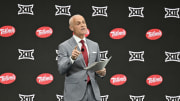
[70,15,87,37]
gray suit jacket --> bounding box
[57,36,101,101]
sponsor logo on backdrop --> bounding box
[128,7,144,17]
[129,51,144,62]
[19,94,35,101]
[109,28,126,39]
[36,73,54,85]
[146,74,163,86]
[73,28,90,37]
[55,5,71,16]
[130,95,145,101]
[36,26,53,38]
[56,94,109,101]
[56,50,59,60]
[110,74,127,86]
[100,50,108,61]
[165,8,179,18]
[146,29,162,40]
[18,4,34,15]
[165,51,180,62]
[0,25,16,37]
[0,73,16,84]
[56,95,64,101]
[166,95,180,101]
[18,49,34,60]
[101,95,109,101]
[92,6,108,17]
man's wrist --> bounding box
[71,56,76,60]
[70,56,75,64]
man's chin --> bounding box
[81,30,87,34]
[80,32,86,36]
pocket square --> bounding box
[92,52,97,53]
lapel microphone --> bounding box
[81,48,84,52]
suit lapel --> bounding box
[68,37,86,67]
[86,39,93,66]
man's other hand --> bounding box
[96,68,106,77]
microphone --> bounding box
[81,48,84,52]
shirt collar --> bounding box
[73,35,86,44]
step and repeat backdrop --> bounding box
[0,0,180,101]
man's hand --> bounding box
[96,68,106,77]
[71,45,81,60]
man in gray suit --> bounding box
[57,14,106,101]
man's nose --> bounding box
[80,23,85,27]
[80,24,84,27]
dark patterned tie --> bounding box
[80,40,90,83]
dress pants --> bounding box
[81,82,100,101]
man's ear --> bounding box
[69,25,74,31]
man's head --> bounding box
[69,14,87,39]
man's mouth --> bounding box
[81,28,86,31]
